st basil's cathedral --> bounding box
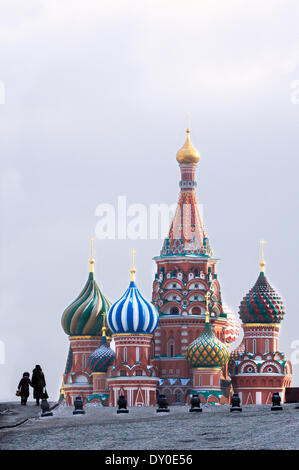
[60,129,292,406]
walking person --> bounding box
[17,372,31,405]
[31,365,46,406]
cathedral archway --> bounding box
[170,307,179,315]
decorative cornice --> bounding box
[153,256,219,262]
[106,376,159,382]
[69,336,102,340]
[113,333,153,338]
[242,323,281,328]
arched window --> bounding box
[192,306,202,315]
[175,389,182,403]
[123,347,127,363]
[265,339,269,354]
[74,374,88,383]
[82,354,86,369]
[253,339,256,354]
[169,343,174,357]
[170,307,179,315]
[136,347,140,363]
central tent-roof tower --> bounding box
[160,128,213,258]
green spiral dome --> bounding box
[61,270,111,336]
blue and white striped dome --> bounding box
[107,281,159,334]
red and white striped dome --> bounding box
[222,304,240,344]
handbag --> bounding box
[42,388,49,399]
[16,390,21,397]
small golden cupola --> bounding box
[176,128,200,165]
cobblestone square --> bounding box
[1,403,298,450]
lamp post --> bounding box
[73,396,85,415]
[271,392,283,411]
[189,394,202,412]
[41,398,53,417]
[117,395,129,414]
[230,393,242,412]
[156,394,170,413]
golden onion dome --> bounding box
[176,128,200,165]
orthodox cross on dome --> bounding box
[186,111,191,130]
[89,237,95,273]
[260,239,266,273]
[205,291,211,323]
[101,311,107,337]
[130,248,136,282]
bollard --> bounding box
[271,392,283,411]
[117,395,129,414]
[73,396,85,415]
[230,393,242,412]
[41,398,53,417]
[189,394,202,412]
[156,394,170,413]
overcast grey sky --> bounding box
[0,0,299,400]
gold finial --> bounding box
[60,375,65,397]
[205,291,210,323]
[260,239,266,273]
[176,127,200,165]
[89,237,95,273]
[101,312,107,337]
[130,248,136,282]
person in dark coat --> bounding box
[18,372,31,405]
[31,365,46,405]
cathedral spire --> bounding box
[159,127,213,257]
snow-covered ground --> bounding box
[0,402,298,450]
